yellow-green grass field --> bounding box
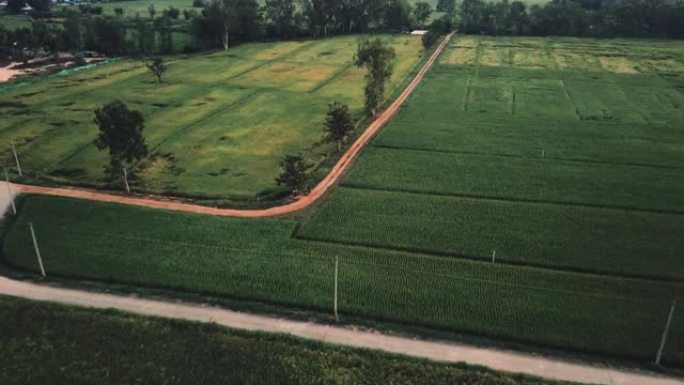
[3,35,684,368]
[0,34,424,203]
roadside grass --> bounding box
[1,296,576,385]
[2,195,683,365]
[0,34,424,203]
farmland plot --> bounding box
[0,35,424,204]
[3,36,684,368]
[4,195,683,365]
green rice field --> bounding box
[2,35,684,367]
[0,35,424,204]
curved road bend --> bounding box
[13,32,454,218]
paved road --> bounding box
[12,33,454,219]
[0,276,681,385]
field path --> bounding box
[0,275,682,385]
[12,33,454,218]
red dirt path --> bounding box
[15,33,454,218]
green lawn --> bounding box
[0,34,424,204]
[3,35,684,368]
[0,296,572,385]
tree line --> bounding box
[1,0,442,59]
[459,0,684,38]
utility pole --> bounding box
[4,168,16,215]
[655,299,677,365]
[11,140,22,176]
[334,255,339,322]
[123,167,130,193]
[29,222,46,277]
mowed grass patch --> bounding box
[0,35,424,202]
[298,187,684,280]
[3,195,683,364]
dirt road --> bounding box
[13,33,454,218]
[0,276,681,385]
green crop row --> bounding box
[298,187,684,281]
[343,147,684,213]
[3,195,683,365]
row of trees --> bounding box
[0,11,182,60]
[2,0,438,58]
[459,0,684,38]
[190,0,437,50]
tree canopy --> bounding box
[93,101,148,178]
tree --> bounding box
[354,38,396,116]
[207,0,234,50]
[265,0,296,38]
[91,16,128,56]
[6,0,25,13]
[323,102,355,152]
[146,58,167,84]
[134,16,155,54]
[383,0,413,31]
[275,154,313,196]
[164,7,181,19]
[148,4,156,18]
[154,15,174,53]
[413,2,432,27]
[93,101,148,179]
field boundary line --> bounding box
[370,143,683,170]
[339,183,684,217]
[12,33,455,218]
[20,222,678,303]
[0,276,682,385]
[560,79,582,120]
[294,230,684,284]
[148,89,265,153]
[307,62,355,93]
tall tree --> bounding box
[134,16,155,54]
[275,154,313,196]
[146,57,167,84]
[384,0,413,31]
[154,15,174,53]
[323,102,355,152]
[413,2,433,27]
[265,0,296,38]
[354,38,396,116]
[93,101,148,180]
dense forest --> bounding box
[0,0,682,61]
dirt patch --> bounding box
[598,56,639,74]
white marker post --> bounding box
[334,256,339,322]
[11,140,22,176]
[123,167,130,193]
[4,168,16,215]
[655,299,677,365]
[492,250,496,263]
[29,222,46,277]
[542,150,545,158]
